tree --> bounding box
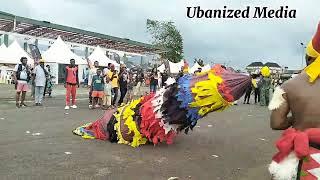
[147,19,183,63]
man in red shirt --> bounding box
[64,59,79,110]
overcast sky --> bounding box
[1,0,320,69]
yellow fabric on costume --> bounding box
[114,106,130,145]
[123,98,147,147]
[261,66,271,77]
[72,123,95,139]
[305,57,320,83]
[306,41,320,58]
[190,72,231,116]
[114,99,147,147]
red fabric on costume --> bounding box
[84,109,116,140]
[272,128,320,163]
[140,95,176,145]
[218,83,234,102]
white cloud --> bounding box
[1,0,319,69]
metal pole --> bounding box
[301,43,304,68]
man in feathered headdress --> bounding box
[269,22,320,180]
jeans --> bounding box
[35,86,45,104]
[118,87,127,105]
[254,88,260,103]
[112,87,119,105]
[150,84,157,93]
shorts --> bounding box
[16,81,29,92]
[92,91,104,98]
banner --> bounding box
[28,44,42,63]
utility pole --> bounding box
[300,42,306,68]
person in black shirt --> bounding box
[149,68,158,93]
[161,70,168,87]
[118,64,128,105]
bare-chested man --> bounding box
[269,22,320,179]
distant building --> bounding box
[245,61,283,74]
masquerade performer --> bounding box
[260,66,272,106]
[73,64,251,147]
[269,22,320,180]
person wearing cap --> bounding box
[32,59,48,106]
[269,22,320,179]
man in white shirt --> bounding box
[32,59,47,106]
[13,57,31,108]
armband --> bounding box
[268,86,286,110]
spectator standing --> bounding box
[107,64,119,106]
[161,70,169,87]
[149,68,158,93]
[91,69,104,109]
[252,74,260,104]
[13,57,31,108]
[134,70,144,97]
[118,64,128,105]
[32,59,48,106]
[64,59,79,110]
[103,75,112,109]
[126,72,134,103]
[87,59,99,108]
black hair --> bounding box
[108,63,112,66]
[70,59,75,62]
[20,57,27,62]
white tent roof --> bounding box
[2,40,33,65]
[42,36,86,65]
[0,44,8,64]
[88,46,118,67]
[169,60,184,74]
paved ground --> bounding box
[0,84,280,180]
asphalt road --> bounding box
[0,84,280,180]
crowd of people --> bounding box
[13,57,54,108]
[243,72,285,106]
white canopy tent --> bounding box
[42,36,87,84]
[0,44,9,64]
[169,60,184,74]
[2,40,33,65]
[88,46,119,67]
[42,36,85,65]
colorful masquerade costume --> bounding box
[73,65,251,147]
[269,22,320,180]
[259,66,271,106]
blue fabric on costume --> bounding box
[176,75,201,123]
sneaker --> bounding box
[71,105,77,109]
[16,103,21,108]
[64,106,70,110]
[20,103,28,107]
[89,104,93,109]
